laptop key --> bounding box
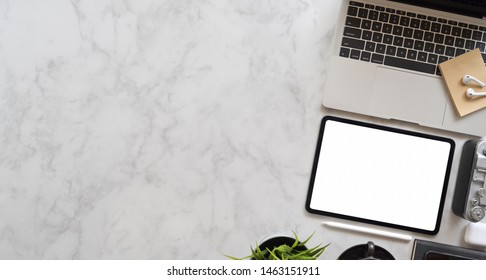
[403,28,413,38]
[445,36,454,46]
[342,37,365,50]
[407,49,417,60]
[358,8,368,18]
[340,47,351,58]
[399,16,410,27]
[383,34,393,45]
[410,18,420,29]
[455,49,465,56]
[361,51,371,62]
[393,36,403,47]
[434,34,444,44]
[365,41,375,52]
[382,23,392,34]
[414,40,424,51]
[462,29,472,39]
[418,52,427,62]
[362,19,372,29]
[371,53,384,64]
[413,30,424,40]
[349,1,363,7]
[389,14,399,24]
[362,30,372,40]
[473,31,483,41]
[404,38,414,49]
[347,6,359,17]
[368,10,379,21]
[424,32,434,42]
[424,42,434,52]
[393,36,404,47]
[345,16,361,27]
[392,25,403,36]
[428,54,438,64]
[455,38,465,48]
[431,22,441,32]
[372,32,383,43]
[465,40,475,50]
[350,49,361,60]
[438,56,449,64]
[384,56,436,74]
[344,27,362,38]
[386,45,397,56]
[476,42,486,52]
[445,46,455,57]
[372,21,382,31]
[435,44,445,55]
[397,48,407,58]
[441,24,451,35]
[379,12,389,22]
[452,26,462,36]
[420,20,431,31]
[376,44,386,54]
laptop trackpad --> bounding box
[369,67,447,127]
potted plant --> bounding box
[227,230,329,260]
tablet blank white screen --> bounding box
[309,120,452,232]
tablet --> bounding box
[305,116,455,235]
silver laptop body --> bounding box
[323,0,486,136]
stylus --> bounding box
[322,221,413,242]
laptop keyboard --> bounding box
[340,1,486,75]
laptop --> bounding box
[323,0,486,136]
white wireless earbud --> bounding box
[463,75,486,88]
[466,88,486,98]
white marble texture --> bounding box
[0,0,342,259]
[0,0,474,260]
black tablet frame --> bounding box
[305,116,455,235]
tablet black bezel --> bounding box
[305,116,455,235]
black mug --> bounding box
[338,241,395,260]
[362,241,378,260]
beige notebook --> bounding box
[439,49,486,117]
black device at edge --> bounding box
[305,116,455,235]
[392,0,486,18]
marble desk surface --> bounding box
[0,0,478,259]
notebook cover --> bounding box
[438,48,486,117]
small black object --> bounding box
[338,241,395,260]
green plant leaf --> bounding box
[268,248,281,260]
[225,230,330,260]
[223,254,245,260]
[251,244,267,260]
[299,231,316,246]
[291,230,299,248]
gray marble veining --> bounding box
[0,0,471,259]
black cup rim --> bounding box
[338,243,395,260]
